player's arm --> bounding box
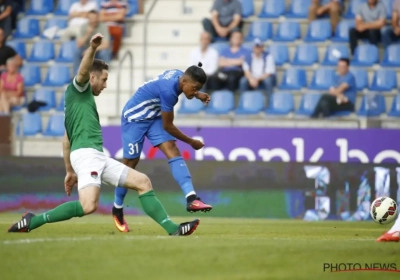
[63,132,74,173]
[161,111,194,145]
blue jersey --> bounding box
[123,69,183,122]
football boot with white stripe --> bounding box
[8,212,35,233]
[170,219,200,236]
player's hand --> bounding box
[90,33,104,49]
[195,92,211,105]
[64,172,78,196]
[190,139,204,150]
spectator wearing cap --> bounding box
[239,38,276,99]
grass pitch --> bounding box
[0,213,399,280]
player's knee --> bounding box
[80,200,98,215]
[159,141,181,158]
[136,173,152,193]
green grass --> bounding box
[0,214,399,280]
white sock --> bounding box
[114,203,123,209]
[185,191,196,198]
[388,215,400,233]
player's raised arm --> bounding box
[76,33,104,85]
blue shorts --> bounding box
[121,117,176,159]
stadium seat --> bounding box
[286,0,311,18]
[13,18,40,39]
[279,68,307,90]
[245,21,273,42]
[26,0,54,15]
[291,44,319,66]
[16,113,42,137]
[321,44,350,66]
[344,0,367,18]
[265,92,294,115]
[56,41,77,63]
[388,94,400,117]
[268,44,289,66]
[273,22,301,42]
[350,68,369,90]
[351,44,379,66]
[369,69,397,91]
[32,89,57,111]
[308,68,336,90]
[235,91,265,115]
[259,0,285,18]
[27,40,55,63]
[295,93,322,116]
[57,96,65,112]
[42,65,71,87]
[304,20,332,42]
[42,19,68,39]
[54,0,76,16]
[126,0,139,17]
[238,0,254,18]
[382,0,394,19]
[332,20,355,42]
[381,44,400,67]
[20,64,41,87]
[43,113,65,137]
[357,93,386,117]
[205,90,234,115]
[210,42,229,54]
[177,98,204,114]
[6,41,26,59]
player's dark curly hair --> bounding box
[90,59,109,73]
[184,62,207,84]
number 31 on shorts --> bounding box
[128,143,139,155]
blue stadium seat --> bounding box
[43,113,65,137]
[295,93,322,116]
[42,19,68,39]
[27,40,55,63]
[381,44,400,67]
[42,65,71,87]
[351,44,379,66]
[321,44,350,66]
[268,44,289,66]
[273,22,301,42]
[344,0,367,18]
[304,20,332,42]
[56,41,77,63]
[177,98,204,114]
[292,44,319,66]
[279,68,307,90]
[13,18,40,39]
[245,21,273,42]
[20,64,41,87]
[57,96,65,112]
[126,0,139,17]
[350,68,369,90]
[357,94,386,117]
[369,69,397,91]
[265,92,294,115]
[286,0,311,18]
[382,0,394,19]
[259,0,285,18]
[309,68,336,90]
[238,0,254,18]
[210,42,229,54]
[26,0,54,15]
[6,41,26,59]
[16,113,42,137]
[235,91,265,115]
[32,89,57,111]
[54,0,76,16]
[205,90,234,115]
[332,20,355,42]
[388,94,400,117]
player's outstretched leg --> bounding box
[377,215,400,242]
[112,186,129,232]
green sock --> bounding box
[139,190,179,234]
[29,201,85,231]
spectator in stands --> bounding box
[211,31,249,91]
[311,58,356,118]
[0,57,24,114]
[349,0,386,55]
[100,0,128,59]
[58,0,98,40]
[0,0,12,39]
[189,31,219,90]
[73,10,111,74]
[308,0,343,34]
[202,0,242,42]
[10,0,23,32]
[239,38,276,100]
[0,28,22,74]
[382,0,400,48]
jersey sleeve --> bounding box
[72,76,90,93]
[159,86,177,112]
